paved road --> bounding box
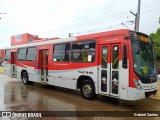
[0,73,160,120]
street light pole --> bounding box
[121,23,129,29]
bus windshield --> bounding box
[131,32,156,78]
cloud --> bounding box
[0,0,159,48]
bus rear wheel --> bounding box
[22,72,33,85]
[80,80,96,100]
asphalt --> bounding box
[0,73,160,120]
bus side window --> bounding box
[72,40,96,62]
[122,44,128,69]
[18,48,27,61]
[4,49,11,61]
[53,43,70,62]
[26,47,37,61]
[112,46,119,69]
[101,46,108,68]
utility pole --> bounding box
[136,0,141,31]
[130,0,141,31]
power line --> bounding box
[0,0,159,42]
[72,23,123,35]
[50,0,159,33]
[141,6,160,14]
[141,0,160,8]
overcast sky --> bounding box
[0,0,160,48]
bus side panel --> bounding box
[127,87,145,100]
[119,43,129,100]
[28,71,39,82]
[47,66,98,91]
[3,62,12,77]
[119,60,129,100]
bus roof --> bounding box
[5,29,130,49]
[5,37,77,49]
[76,29,130,40]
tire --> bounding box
[22,72,33,85]
[80,80,96,100]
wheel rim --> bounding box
[83,84,92,97]
[22,73,27,83]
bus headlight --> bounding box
[134,79,143,91]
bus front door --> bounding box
[39,50,48,83]
[11,52,17,77]
[99,44,120,97]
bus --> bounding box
[3,29,158,101]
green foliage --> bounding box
[150,18,160,60]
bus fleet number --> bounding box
[78,71,93,74]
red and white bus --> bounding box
[3,29,158,100]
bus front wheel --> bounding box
[80,80,96,100]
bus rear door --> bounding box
[99,44,120,97]
[39,49,49,84]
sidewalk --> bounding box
[150,80,160,100]
[0,66,4,73]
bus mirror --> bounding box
[124,36,130,40]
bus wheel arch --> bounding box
[77,76,96,100]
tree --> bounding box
[150,17,160,60]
